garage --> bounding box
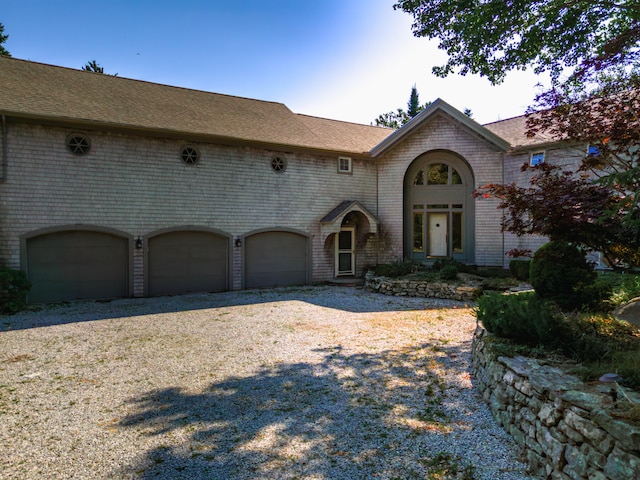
[245,231,308,288]
[26,230,129,303]
[148,230,229,296]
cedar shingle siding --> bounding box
[0,57,577,302]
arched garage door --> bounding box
[245,231,308,288]
[148,230,228,296]
[26,230,128,303]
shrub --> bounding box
[373,260,419,278]
[0,269,31,314]
[439,264,459,281]
[530,241,598,310]
[509,259,531,281]
[476,291,564,345]
[432,258,468,273]
[606,272,640,307]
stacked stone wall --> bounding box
[364,275,481,302]
[472,326,640,479]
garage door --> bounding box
[148,231,228,296]
[26,230,128,303]
[245,231,308,288]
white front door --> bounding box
[428,213,448,257]
[335,228,355,276]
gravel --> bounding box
[1,286,536,479]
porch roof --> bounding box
[320,200,379,240]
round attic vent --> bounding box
[271,155,287,173]
[181,146,199,165]
[66,133,91,156]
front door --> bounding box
[335,227,355,276]
[428,213,448,257]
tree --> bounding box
[474,163,640,266]
[407,84,421,117]
[527,68,640,232]
[393,1,640,85]
[82,60,117,76]
[82,60,104,73]
[0,23,11,57]
[375,85,431,128]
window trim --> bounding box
[530,151,546,167]
[338,156,352,174]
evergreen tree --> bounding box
[82,60,105,73]
[407,85,421,118]
[375,86,431,128]
[0,23,11,57]
[81,60,117,76]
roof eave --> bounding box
[1,110,375,159]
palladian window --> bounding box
[414,163,463,186]
[405,154,474,263]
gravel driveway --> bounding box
[1,286,534,480]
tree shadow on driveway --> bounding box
[3,285,472,331]
[114,341,524,480]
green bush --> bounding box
[432,258,468,273]
[530,241,598,310]
[605,272,640,307]
[509,259,531,281]
[373,260,419,278]
[439,264,459,280]
[476,291,564,345]
[0,269,31,314]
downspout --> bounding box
[375,155,379,266]
[1,115,6,269]
[1,115,6,182]
[501,150,505,268]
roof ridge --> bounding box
[482,113,528,127]
[0,56,291,109]
[295,112,392,130]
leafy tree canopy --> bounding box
[393,1,640,84]
[474,163,640,267]
[527,67,640,231]
[0,23,11,57]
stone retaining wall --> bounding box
[364,275,481,302]
[472,326,640,479]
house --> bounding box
[0,57,573,303]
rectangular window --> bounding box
[413,212,424,253]
[452,212,463,253]
[530,151,545,167]
[338,156,352,174]
[413,204,424,210]
[427,204,448,209]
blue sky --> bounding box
[2,0,548,125]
